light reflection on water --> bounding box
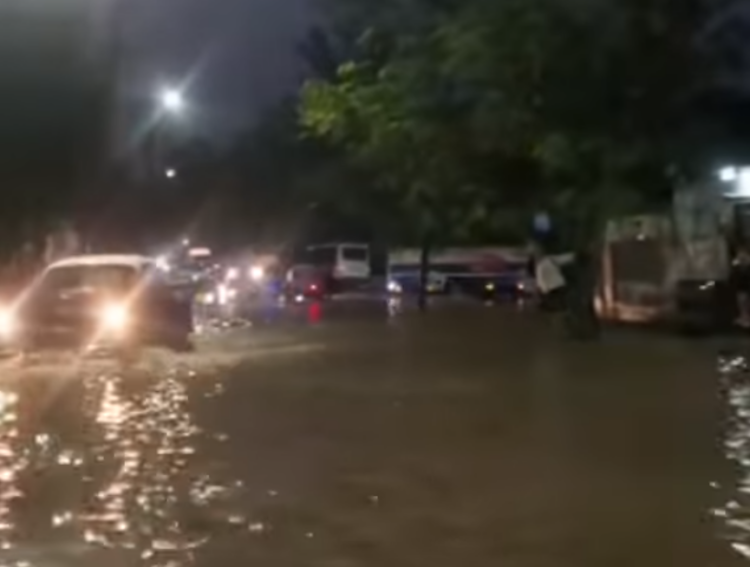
[0,390,22,549]
[0,364,245,566]
[716,354,750,560]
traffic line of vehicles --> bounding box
[188,242,537,310]
[0,241,538,360]
[195,243,536,303]
[0,254,192,360]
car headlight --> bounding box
[0,308,16,338]
[226,267,239,281]
[387,280,402,294]
[156,255,171,272]
[217,284,229,305]
[249,265,265,281]
[101,303,128,331]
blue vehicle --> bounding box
[386,247,536,299]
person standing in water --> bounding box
[534,246,568,311]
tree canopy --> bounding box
[301,0,729,249]
[0,2,108,250]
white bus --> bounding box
[387,247,533,296]
[304,243,371,280]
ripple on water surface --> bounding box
[714,354,750,562]
[0,359,248,566]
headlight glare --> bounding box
[0,308,15,337]
[101,303,128,331]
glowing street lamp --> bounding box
[719,166,739,183]
[159,88,185,115]
[717,165,750,198]
[151,87,187,179]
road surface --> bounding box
[0,300,745,566]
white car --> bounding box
[0,254,193,355]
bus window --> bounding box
[306,247,337,266]
[342,246,369,262]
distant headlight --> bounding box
[387,280,402,294]
[226,267,239,281]
[101,303,129,331]
[0,308,16,338]
[217,284,229,305]
[156,255,171,272]
[249,265,265,281]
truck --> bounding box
[599,178,748,329]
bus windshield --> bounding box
[297,247,337,266]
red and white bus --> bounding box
[387,247,534,296]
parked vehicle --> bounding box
[300,243,371,287]
[387,247,534,299]
[598,181,744,329]
[0,254,193,357]
[285,264,327,299]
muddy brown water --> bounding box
[0,307,743,566]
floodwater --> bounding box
[0,304,744,566]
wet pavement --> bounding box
[0,299,746,565]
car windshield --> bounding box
[40,265,139,294]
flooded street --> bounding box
[0,303,743,566]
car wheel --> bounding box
[16,349,32,367]
[171,336,194,353]
[15,338,34,366]
[160,324,194,352]
[115,341,141,365]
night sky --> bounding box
[122,0,317,140]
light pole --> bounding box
[151,86,186,179]
[159,88,185,116]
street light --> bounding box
[151,87,186,179]
[719,166,739,183]
[159,88,185,115]
[717,165,750,198]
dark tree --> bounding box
[0,1,109,256]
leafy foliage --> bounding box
[301,0,722,248]
[0,3,109,248]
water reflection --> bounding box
[306,302,322,324]
[715,353,750,559]
[387,296,403,318]
[0,390,22,549]
[0,363,243,565]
